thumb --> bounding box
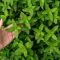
[0,19,3,28]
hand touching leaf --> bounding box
[0,19,15,50]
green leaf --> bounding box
[52,26,58,33]
[52,34,57,40]
[45,3,53,21]
[53,47,60,54]
[45,27,50,33]
[40,0,44,9]
[20,12,31,29]
[53,11,58,24]
[18,41,27,57]
[25,41,33,49]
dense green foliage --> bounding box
[0,0,60,60]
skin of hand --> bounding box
[0,19,3,28]
[0,19,15,50]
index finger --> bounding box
[0,19,3,28]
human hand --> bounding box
[0,19,15,50]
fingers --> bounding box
[0,19,3,28]
[3,24,13,30]
[0,30,15,50]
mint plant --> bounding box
[0,0,60,60]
